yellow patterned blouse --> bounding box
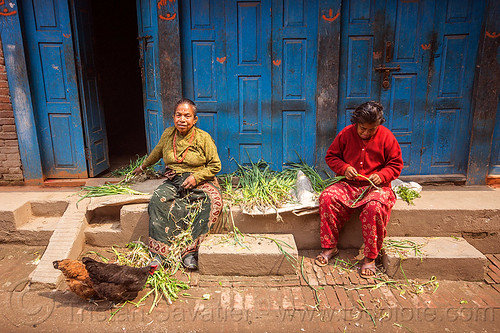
[142,126,221,184]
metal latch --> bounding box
[374,65,401,89]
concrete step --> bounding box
[84,202,148,246]
[0,198,69,245]
[79,186,500,254]
[30,197,89,288]
[231,187,500,253]
[198,234,298,276]
[382,237,487,281]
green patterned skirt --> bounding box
[148,173,223,259]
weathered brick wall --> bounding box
[0,39,24,185]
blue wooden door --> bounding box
[21,0,87,178]
[271,0,319,167]
[224,0,273,168]
[180,0,318,172]
[338,0,484,176]
[180,0,226,149]
[71,0,110,177]
[136,0,163,153]
[420,0,485,175]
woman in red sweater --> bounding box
[315,101,403,278]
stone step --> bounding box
[84,203,148,246]
[198,234,298,276]
[230,187,500,253]
[382,237,487,281]
[93,187,500,253]
[30,197,88,288]
[0,199,69,245]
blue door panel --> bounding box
[283,40,306,100]
[339,0,484,176]
[346,37,373,99]
[271,0,318,167]
[180,0,225,151]
[282,111,305,164]
[192,42,215,100]
[137,0,163,153]
[39,45,67,100]
[49,114,76,167]
[147,110,161,150]
[72,0,110,177]
[21,0,87,178]
[226,0,272,168]
[421,0,485,175]
[431,109,459,166]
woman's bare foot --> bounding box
[314,247,339,266]
[359,257,377,278]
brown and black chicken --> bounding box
[53,257,158,304]
[53,259,98,301]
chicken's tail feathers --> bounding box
[81,257,97,265]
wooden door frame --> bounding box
[466,0,500,185]
[0,0,43,184]
[157,0,182,128]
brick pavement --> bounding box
[156,251,499,330]
[92,251,497,332]
[1,247,499,332]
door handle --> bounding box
[385,41,393,63]
[374,65,400,89]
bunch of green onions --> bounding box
[220,157,387,212]
[76,155,160,203]
[76,183,148,204]
[396,186,421,205]
[110,155,159,179]
[223,160,298,212]
[285,156,345,193]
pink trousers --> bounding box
[319,181,396,259]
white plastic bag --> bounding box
[391,179,422,200]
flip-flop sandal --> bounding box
[359,262,377,279]
[181,249,198,270]
[314,249,339,267]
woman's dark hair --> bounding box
[174,98,197,116]
[350,101,385,125]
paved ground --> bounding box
[1,244,499,333]
[1,183,499,332]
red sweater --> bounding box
[325,124,403,187]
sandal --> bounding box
[314,249,339,267]
[181,250,198,270]
[359,261,377,279]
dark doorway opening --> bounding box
[91,0,146,176]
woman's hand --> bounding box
[368,173,382,186]
[345,166,358,180]
[133,165,144,175]
[164,167,176,180]
[182,175,197,190]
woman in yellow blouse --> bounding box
[134,98,222,269]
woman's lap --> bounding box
[319,181,395,255]
[148,175,222,258]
